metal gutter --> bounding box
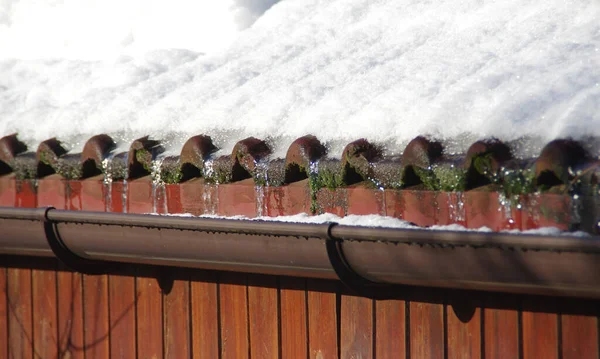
[0,207,599,299]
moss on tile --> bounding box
[11,155,37,180]
[109,155,128,181]
[260,159,285,187]
[501,167,536,197]
[307,159,346,213]
[433,166,467,192]
[371,160,403,189]
[135,148,153,174]
[160,161,183,184]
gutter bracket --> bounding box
[325,223,397,300]
[42,207,114,275]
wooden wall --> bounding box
[1,257,599,359]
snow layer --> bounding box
[156,212,590,237]
[0,0,281,59]
[1,0,599,153]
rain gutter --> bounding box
[0,207,598,299]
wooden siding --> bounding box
[1,258,599,359]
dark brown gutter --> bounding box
[0,207,599,299]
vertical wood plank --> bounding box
[484,296,519,359]
[248,275,279,359]
[7,268,33,359]
[32,269,58,359]
[522,298,559,359]
[410,301,444,359]
[280,278,308,359]
[136,276,164,359]
[341,295,373,359]
[375,300,406,359]
[561,310,599,359]
[164,279,191,358]
[83,274,110,359]
[307,279,338,359]
[191,273,219,359]
[109,275,136,359]
[0,267,8,359]
[447,294,481,359]
[57,271,85,359]
[219,273,249,359]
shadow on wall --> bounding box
[3,267,138,359]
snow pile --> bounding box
[1,0,599,153]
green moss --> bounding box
[307,161,346,214]
[472,152,495,177]
[161,166,183,184]
[10,155,37,180]
[135,149,153,173]
[204,165,232,184]
[319,169,345,190]
[501,168,536,197]
[55,160,83,180]
[110,159,128,181]
[402,164,467,192]
[412,167,438,191]
[433,166,467,192]
[371,163,403,190]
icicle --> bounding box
[367,164,386,215]
[571,193,582,227]
[202,159,217,215]
[308,160,320,214]
[102,156,113,212]
[122,179,128,213]
[121,152,129,213]
[254,159,269,218]
[448,192,466,223]
[151,157,165,214]
[498,193,515,225]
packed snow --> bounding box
[1,0,599,155]
[155,212,591,237]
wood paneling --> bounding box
[522,298,559,359]
[7,268,33,359]
[219,273,249,359]
[375,300,406,359]
[0,268,8,359]
[190,273,219,359]
[341,295,373,359]
[164,279,191,359]
[280,278,308,359]
[447,294,481,359]
[83,274,110,359]
[109,275,136,359]
[483,296,519,359]
[409,301,444,359]
[136,276,163,359]
[2,264,600,359]
[57,271,85,359]
[248,275,279,359]
[307,280,338,359]
[561,310,599,359]
[32,268,58,359]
